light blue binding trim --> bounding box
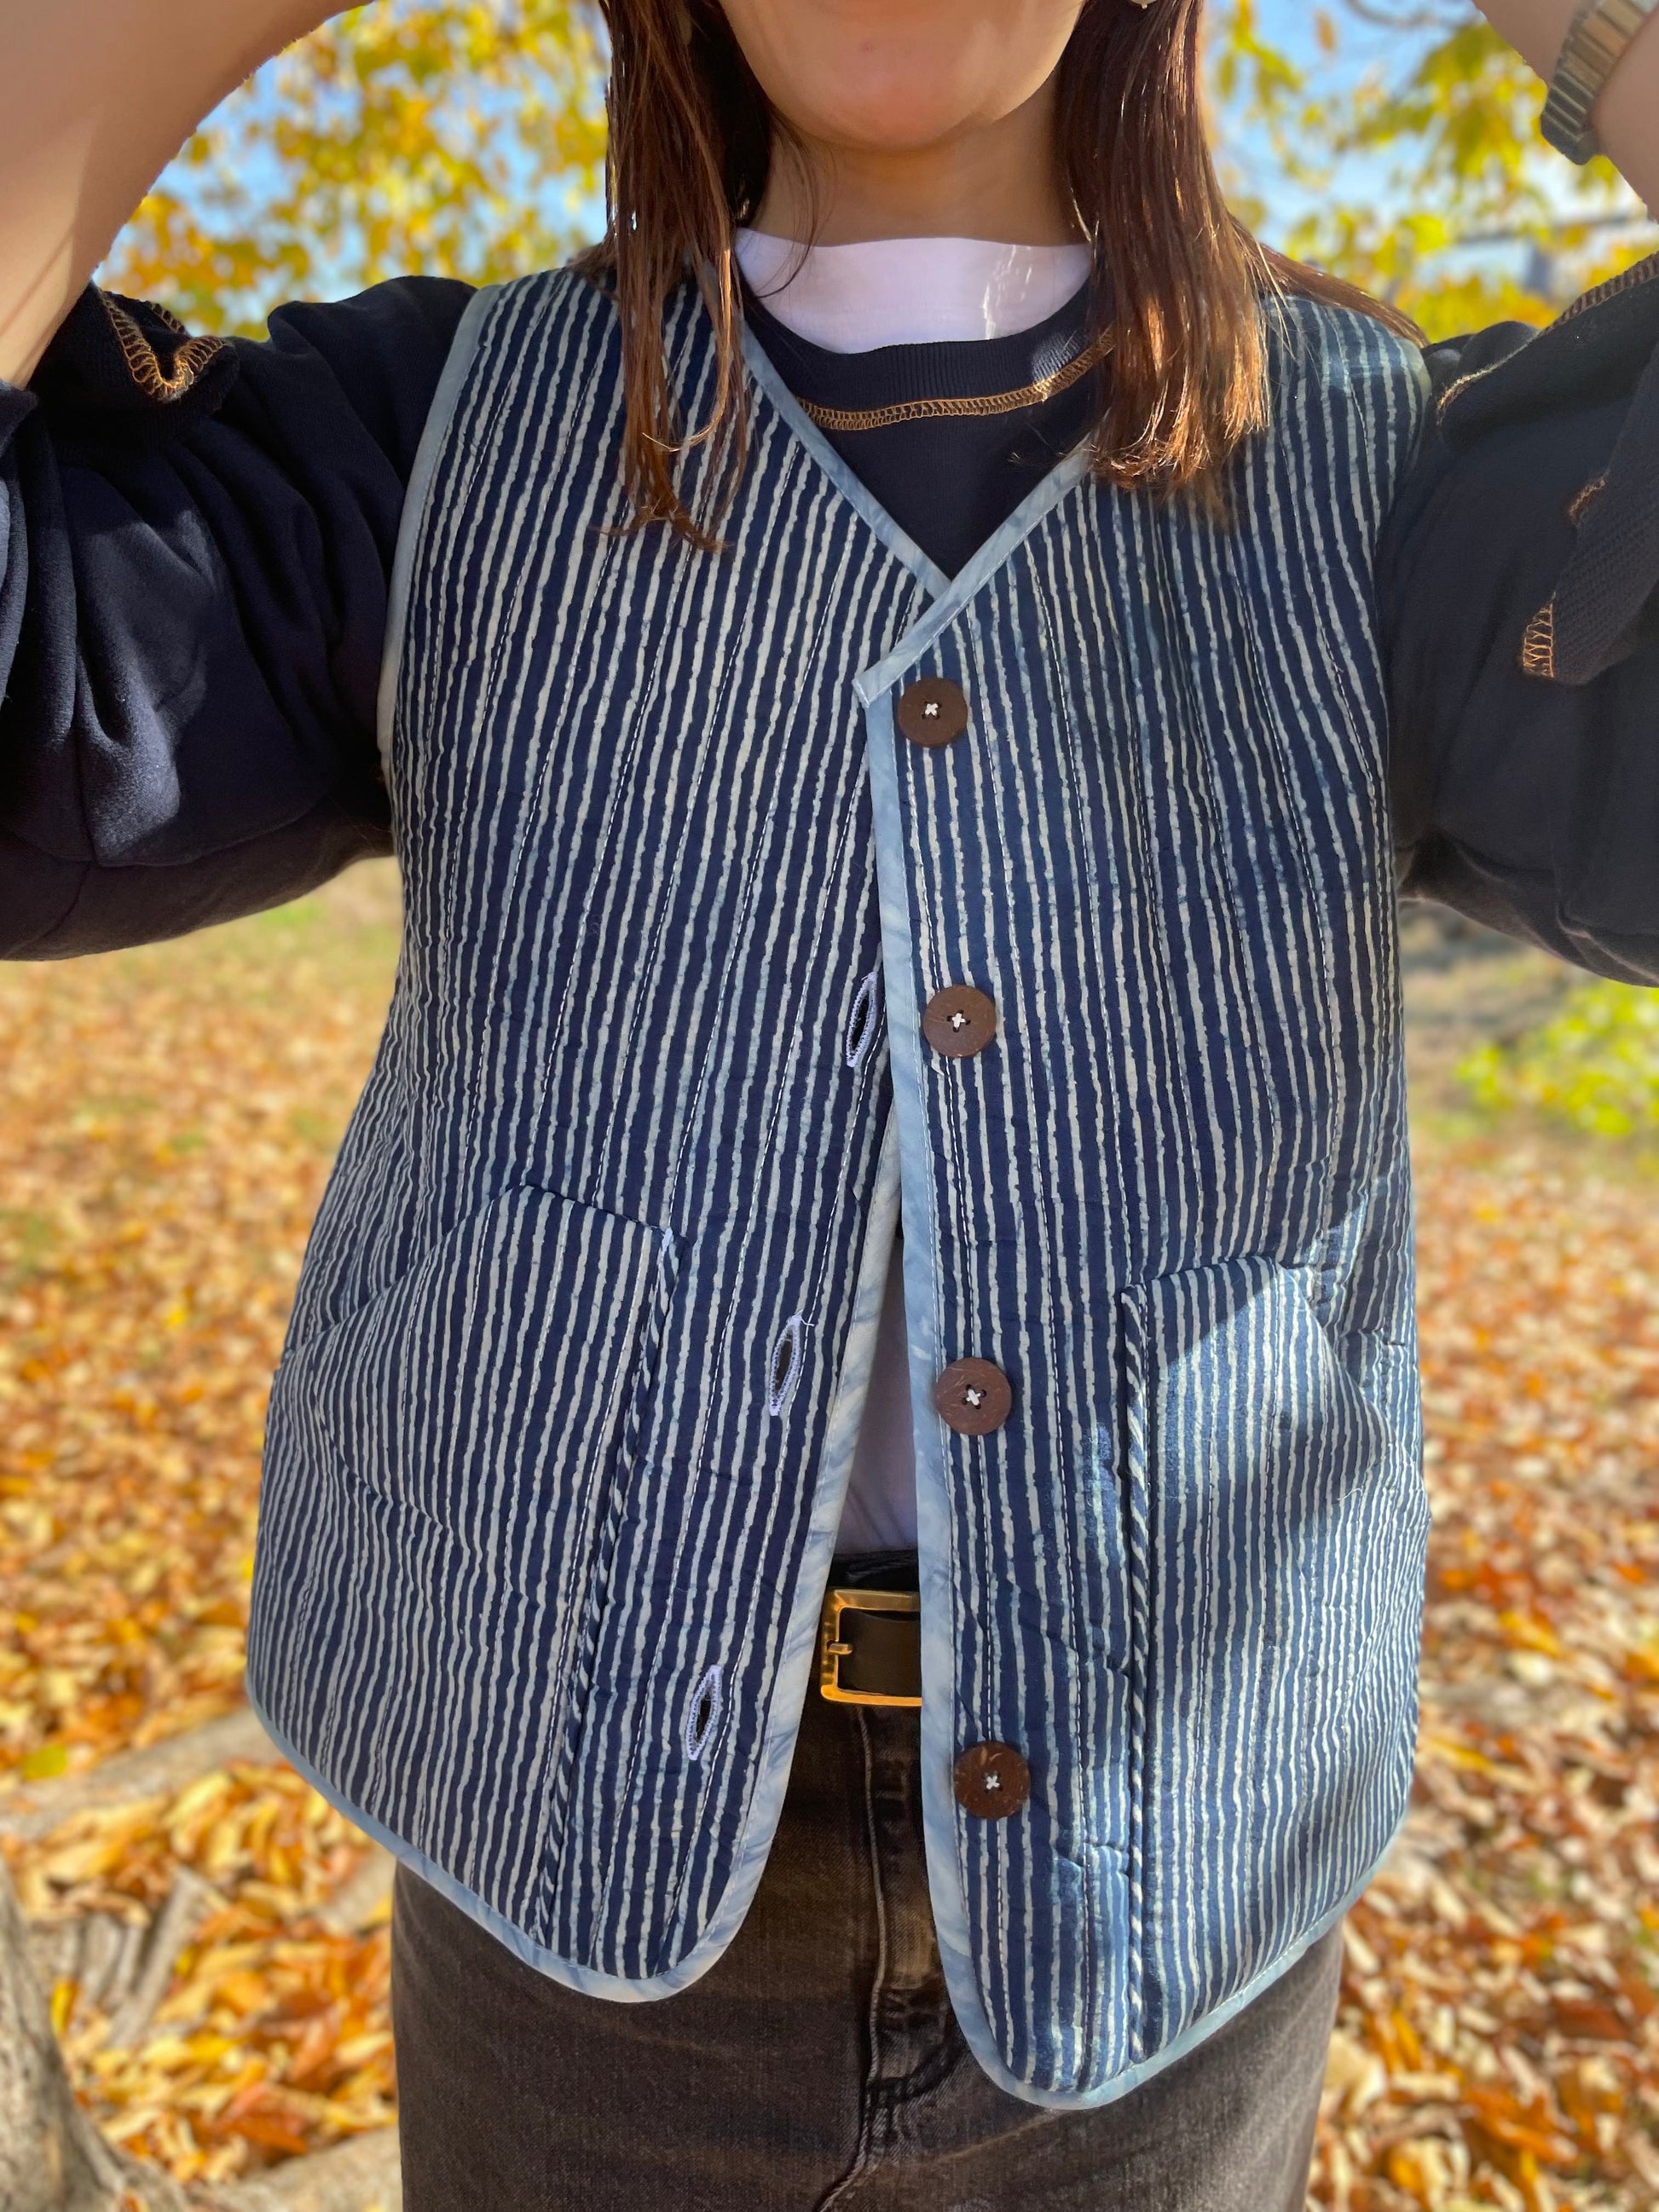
[247,1676,1384,2088]
[859,674,986,2042]
[374,283,500,790]
[861,664,1396,2110]
[740,318,1100,652]
[738,324,951,603]
[251,1114,905,2005]
[853,440,1095,709]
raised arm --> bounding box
[1,273,477,954]
[1385,0,1659,977]
[1384,261,1659,981]
[0,3,477,957]
[0,0,330,387]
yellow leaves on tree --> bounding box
[93,0,1656,347]
[1211,0,1652,334]
[101,0,607,336]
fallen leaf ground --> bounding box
[1,879,1656,2206]
[11,1763,393,2182]
[0,870,399,2186]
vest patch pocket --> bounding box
[283,1186,666,1564]
[1119,1255,1425,2057]
[252,1186,673,1932]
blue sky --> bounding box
[124,0,1652,306]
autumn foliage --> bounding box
[100,1,607,334]
[3,887,1659,2204]
[92,0,1655,344]
[3,3,1658,2203]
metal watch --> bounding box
[1540,0,1659,163]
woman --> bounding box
[2,0,1656,2204]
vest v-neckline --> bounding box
[739,316,1097,635]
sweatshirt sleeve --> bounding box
[1384,255,1659,984]
[0,274,473,956]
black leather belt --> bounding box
[818,1585,922,1707]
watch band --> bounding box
[1540,0,1659,163]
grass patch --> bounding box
[1459,977,1659,1139]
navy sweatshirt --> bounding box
[1,259,1658,973]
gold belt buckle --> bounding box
[818,1586,922,1708]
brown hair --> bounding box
[575,0,1419,543]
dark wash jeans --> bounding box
[391,1688,1341,2210]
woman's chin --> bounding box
[720,0,1076,175]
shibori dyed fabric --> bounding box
[247,268,1431,2106]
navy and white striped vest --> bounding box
[248,269,1432,2106]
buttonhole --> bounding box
[683,1662,724,1763]
[844,969,881,1073]
[767,1314,806,1417]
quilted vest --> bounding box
[247,268,1433,2106]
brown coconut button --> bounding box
[922,985,997,1059]
[934,1357,1012,1437]
[953,1741,1031,1820]
[896,676,969,748]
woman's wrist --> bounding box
[1475,0,1659,210]
[1591,3,1659,210]
[0,0,332,388]
[1541,0,1658,164]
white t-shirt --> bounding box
[733,229,1093,1555]
[733,230,1093,353]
